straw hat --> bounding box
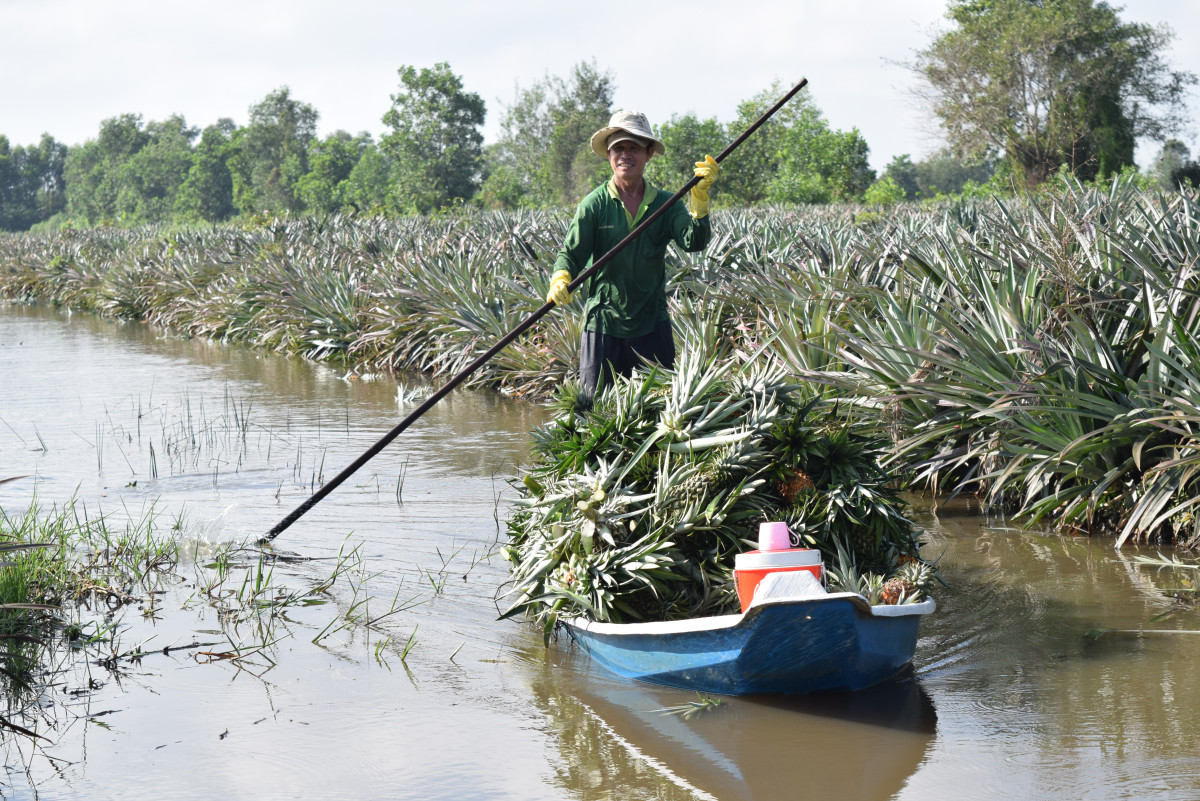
[589,110,666,158]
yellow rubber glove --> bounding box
[690,155,720,218]
[547,270,574,305]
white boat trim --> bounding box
[566,570,935,636]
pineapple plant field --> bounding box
[5,175,1200,558]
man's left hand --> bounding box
[690,155,720,218]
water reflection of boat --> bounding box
[556,668,937,801]
[565,571,936,695]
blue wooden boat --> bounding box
[564,571,935,695]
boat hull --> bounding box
[565,576,933,695]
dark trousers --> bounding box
[579,320,675,398]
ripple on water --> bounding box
[916,565,1050,679]
[1091,770,1200,801]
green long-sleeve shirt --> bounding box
[554,179,711,338]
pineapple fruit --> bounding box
[775,467,815,504]
[880,577,917,605]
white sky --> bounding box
[3,0,1199,172]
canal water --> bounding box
[2,301,1199,800]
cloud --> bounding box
[2,0,1198,170]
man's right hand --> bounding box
[547,270,574,305]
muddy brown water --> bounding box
[2,301,1199,800]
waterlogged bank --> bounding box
[3,302,1200,800]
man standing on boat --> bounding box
[546,110,719,400]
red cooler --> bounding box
[734,548,823,612]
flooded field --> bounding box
[2,301,1199,800]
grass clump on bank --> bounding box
[0,495,178,620]
[0,491,417,742]
[501,343,935,637]
[0,495,180,739]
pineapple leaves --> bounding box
[502,340,927,641]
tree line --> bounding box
[0,61,881,233]
[1,0,1196,233]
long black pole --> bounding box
[260,77,808,544]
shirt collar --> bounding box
[607,178,657,227]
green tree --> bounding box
[482,61,614,208]
[1155,139,1200,190]
[339,141,392,213]
[892,149,996,198]
[719,89,786,205]
[474,160,526,210]
[65,113,150,223]
[228,87,318,214]
[883,154,921,200]
[297,131,371,213]
[0,134,67,231]
[646,113,726,194]
[117,115,197,222]
[864,175,907,205]
[175,120,236,222]
[723,83,874,205]
[770,126,873,202]
[479,80,553,208]
[915,0,1196,187]
[543,61,614,205]
[65,114,198,225]
[381,63,485,214]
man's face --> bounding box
[608,139,653,183]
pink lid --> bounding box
[758,521,792,551]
